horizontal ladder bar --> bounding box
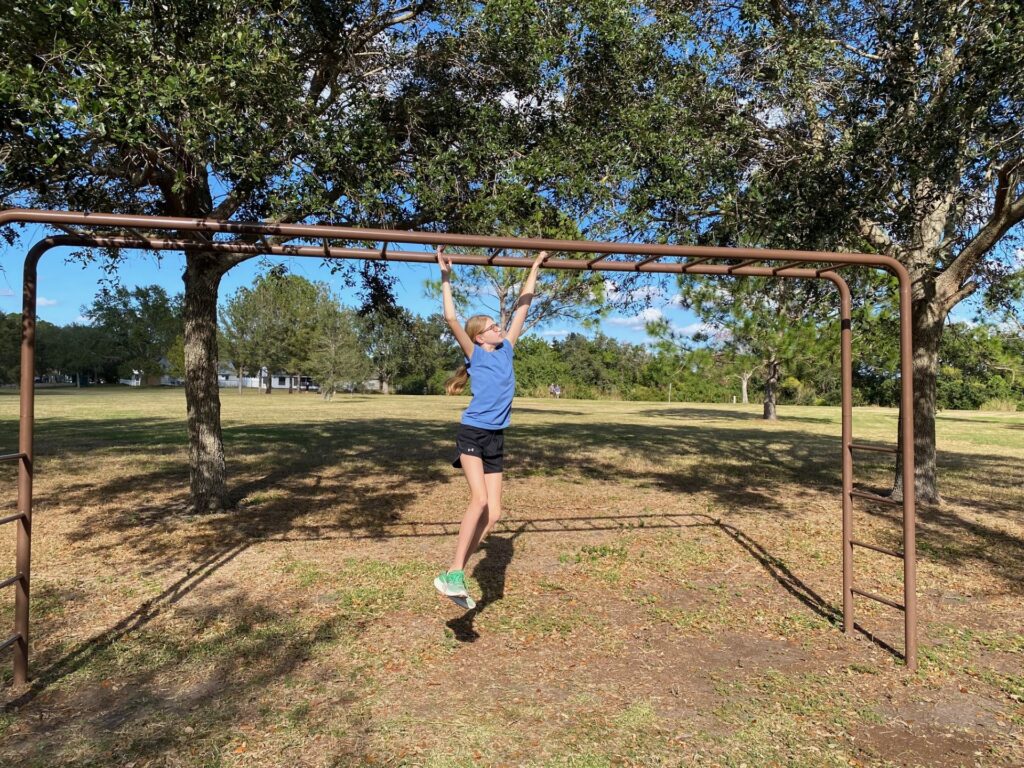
[849,443,899,454]
[850,489,903,507]
[0,513,25,526]
[0,452,27,463]
[0,633,21,653]
[816,263,850,275]
[771,261,807,273]
[0,573,21,590]
[851,538,904,559]
[680,256,716,271]
[634,254,664,270]
[851,587,905,612]
[726,258,762,273]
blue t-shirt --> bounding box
[461,342,515,430]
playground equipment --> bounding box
[0,208,918,685]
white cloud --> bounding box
[607,307,664,331]
[603,279,665,305]
[0,288,13,298]
[75,315,91,325]
[37,297,58,307]
[674,322,717,338]
[540,328,570,338]
[498,89,564,116]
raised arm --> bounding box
[505,250,547,346]
[437,247,476,359]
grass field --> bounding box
[0,387,1021,767]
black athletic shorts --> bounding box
[452,424,505,474]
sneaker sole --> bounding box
[434,577,476,610]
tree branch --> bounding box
[941,161,1024,292]
[856,216,895,253]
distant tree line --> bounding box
[4,272,1020,412]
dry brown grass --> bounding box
[0,388,1021,767]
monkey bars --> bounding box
[0,208,918,686]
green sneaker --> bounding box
[434,569,476,609]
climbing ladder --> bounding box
[1,447,30,686]
[842,419,916,666]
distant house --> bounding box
[216,366,318,391]
[120,360,183,387]
[216,365,379,392]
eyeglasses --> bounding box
[483,322,502,333]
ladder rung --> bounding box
[815,263,850,275]
[850,489,903,507]
[0,633,20,652]
[851,538,904,559]
[0,513,25,526]
[849,443,898,454]
[0,573,21,590]
[851,586,905,611]
[0,452,27,463]
[634,254,664,270]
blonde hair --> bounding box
[445,315,493,395]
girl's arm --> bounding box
[505,250,548,346]
[437,247,476,358]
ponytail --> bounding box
[444,314,492,396]
[445,365,469,395]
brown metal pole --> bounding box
[895,267,917,670]
[13,242,46,685]
[837,279,854,635]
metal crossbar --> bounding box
[851,587,905,612]
[850,443,899,454]
[850,489,903,507]
[0,513,25,527]
[634,254,664,269]
[850,538,904,559]
[0,574,21,590]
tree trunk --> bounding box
[238,368,243,395]
[891,301,945,504]
[182,255,231,513]
[763,358,779,420]
[741,371,751,404]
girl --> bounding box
[434,245,548,609]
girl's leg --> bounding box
[450,454,489,572]
[466,471,502,557]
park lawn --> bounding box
[0,387,1020,767]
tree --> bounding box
[357,307,414,394]
[219,294,261,395]
[46,323,113,386]
[666,276,833,419]
[220,270,321,394]
[393,313,461,395]
[306,298,372,399]
[4,1,698,511]
[85,284,182,380]
[683,0,1024,501]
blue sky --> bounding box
[2,220,1003,345]
[0,223,704,346]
